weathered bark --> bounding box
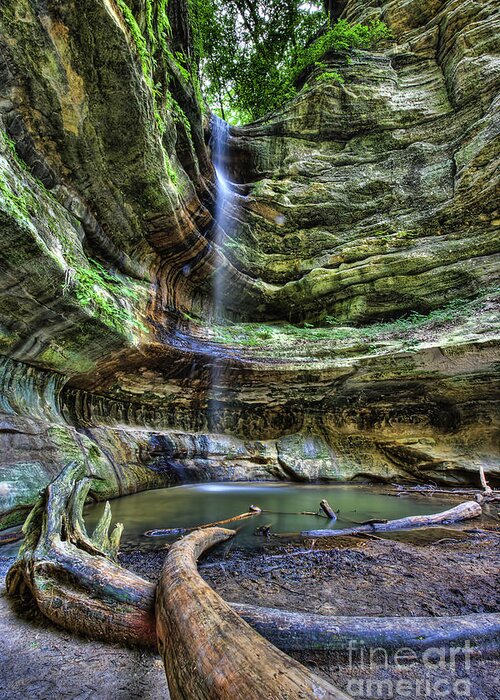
[320,499,337,520]
[6,462,157,647]
[475,466,500,504]
[156,526,353,699]
[233,604,500,653]
[479,465,492,494]
[300,501,482,537]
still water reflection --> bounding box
[84,483,450,548]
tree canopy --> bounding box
[189,0,391,124]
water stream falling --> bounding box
[208,115,236,427]
[209,114,233,319]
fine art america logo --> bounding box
[345,640,474,698]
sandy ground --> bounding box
[1,521,499,699]
[0,559,167,700]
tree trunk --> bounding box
[300,501,482,537]
[233,604,500,653]
[156,526,353,699]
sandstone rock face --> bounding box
[222,0,500,321]
[0,0,498,527]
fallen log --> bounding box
[156,526,352,699]
[144,505,261,537]
[233,604,500,653]
[300,501,482,537]
[6,465,498,663]
[261,509,327,517]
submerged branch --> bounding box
[144,506,262,537]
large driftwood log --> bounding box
[6,465,498,661]
[300,501,482,537]
[233,604,500,652]
[156,526,353,699]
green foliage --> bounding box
[171,95,194,146]
[1,131,23,167]
[316,70,344,85]
[115,3,391,126]
[115,0,182,185]
[0,172,30,222]
[1,128,147,338]
[291,19,391,80]
[145,0,172,53]
[191,0,324,123]
[69,259,147,334]
[210,291,499,350]
[116,0,154,82]
[190,1,391,123]
[357,300,473,338]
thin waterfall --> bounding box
[209,114,233,320]
[208,114,234,429]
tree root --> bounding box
[232,604,500,653]
[6,462,157,647]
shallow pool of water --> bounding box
[84,483,452,548]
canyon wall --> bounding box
[0,0,498,528]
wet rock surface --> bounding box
[0,0,499,527]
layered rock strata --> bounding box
[0,0,498,527]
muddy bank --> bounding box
[121,528,500,618]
